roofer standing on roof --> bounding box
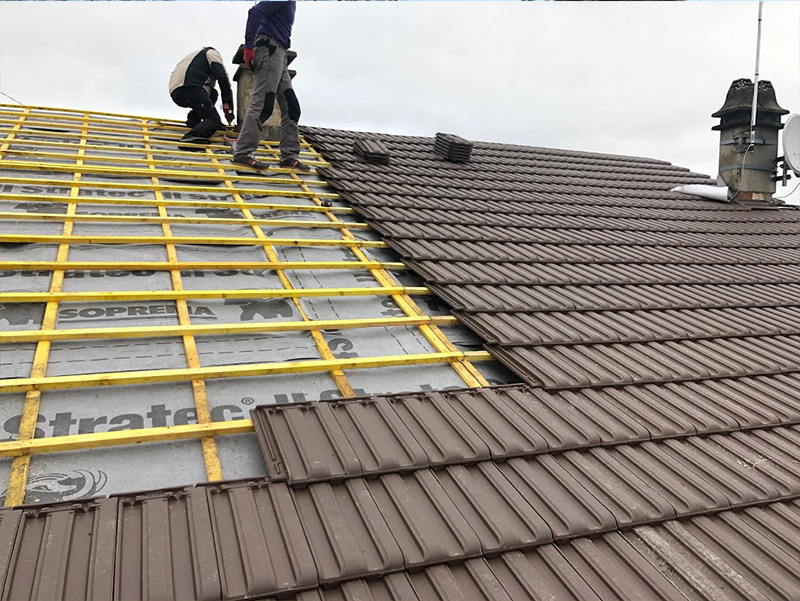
[169,47,234,148]
[231,0,310,172]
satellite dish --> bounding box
[782,113,800,174]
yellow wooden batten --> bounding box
[0,420,256,459]
[142,119,222,482]
[1,233,387,248]
[0,260,406,271]
[0,148,323,174]
[0,125,326,158]
[0,159,331,187]
[0,315,459,343]
[0,211,372,229]
[0,286,429,303]
[0,102,191,123]
[0,134,327,166]
[0,175,339,198]
[4,111,87,506]
[3,160,330,188]
[0,192,354,214]
[0,351,495,394]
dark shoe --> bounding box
[179,134,210,144]
[232,153,270,170]
[178,135,211,152]
[279,157,312,172]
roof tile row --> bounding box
[409,259,800,286]
[302,126,676,165]
[253,381,800,486]
[3,438,799,601]
[320,166,709,189]
[327,159,708,183]
[377,220,800,248]
[310,139,683,168]
[344,188,751,212]
[428,282,800,313]
[284,500,800,601]
[389,237,800,265]
[354,204,800,234]
[342,192,792,221]
[493,334,800,388]
[458,306,800,346]
[332,178,742,202]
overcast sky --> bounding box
[1,1,800,203]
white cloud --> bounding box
[1,0,799,203]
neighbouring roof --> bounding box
[1,107,800,600]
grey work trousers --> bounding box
[234,38,301,162]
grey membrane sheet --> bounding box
[0,135,518,502]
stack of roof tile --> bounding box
[353,138,392,165]
[434,132,474,163]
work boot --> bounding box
[279,157,312,172]
[179,134,210,144]
[178,134,211,152]
[232,153,270,171]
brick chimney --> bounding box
[231,45,297,141]
[712,78,788,202]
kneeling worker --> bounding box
[169,47,235,146]
[231,0,310,171]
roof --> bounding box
[1,106,800,599]
[306,125,800,392]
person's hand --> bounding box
[243,47,255,69]
[223,103,234,124]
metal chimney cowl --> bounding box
[712,78,788,201]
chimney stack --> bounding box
[712,78,788,202]
[231,45,297,141]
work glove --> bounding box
[243,47,255,69]
[223,103,234,124]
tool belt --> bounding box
[255,37,281,50]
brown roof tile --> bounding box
[204,480,318,599]
[364,470,483,568]
[494,456,618,541]
[115,488,220,601]
[2,499,115,601]
[293,479,404,582]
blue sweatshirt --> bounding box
[245,1,296,50]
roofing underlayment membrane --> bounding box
[1,103,800,600]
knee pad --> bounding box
[285,89,301,122]
[259,92,276,123]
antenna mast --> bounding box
[750,1,764,145]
